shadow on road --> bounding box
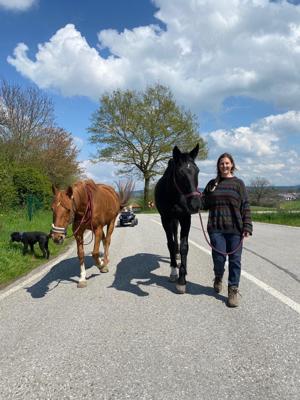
[25,256,99,298]
[110,252,226,303]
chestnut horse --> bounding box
[51,179,132,288]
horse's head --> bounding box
[172,143,202,214]
[51,185,74,244]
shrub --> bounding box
[0,163,18,209]
[12,166,52,208]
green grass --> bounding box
[279,199,300,210]
[0,209,73,288]
[251,205,276,212]
[252,211,300,227]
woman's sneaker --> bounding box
[213,276,223,293]
[227,286,240,307]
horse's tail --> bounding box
[116,180,135,209]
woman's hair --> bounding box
[216,153,236,177]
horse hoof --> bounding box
[169,274,178,282]
[176,284,186,294]
[100,266,109,273]
[77,280,87,288]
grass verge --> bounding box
[252,211,300,227]
[0,209,73,289]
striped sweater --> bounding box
[203,177,253,235]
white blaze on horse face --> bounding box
[79,263,87,282]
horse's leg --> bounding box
[101,217,116,273]
[173,218,180,260]
[176,215,191,294]
[92,226,104,269]
[76,233,87,288]
[161,216,178,282]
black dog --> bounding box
[10,231,50,259]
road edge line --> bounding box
[151,218,300,315]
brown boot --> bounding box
[213,276,223,293]
[227,286,240,307]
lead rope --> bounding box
[198,210,244,256]
[69,185,94,245]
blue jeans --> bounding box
[209,232,243,287]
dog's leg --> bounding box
[30,243,34,254]
[45,241,50,259]
[23,241,29,255]
[39,241,47,258]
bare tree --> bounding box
[0,80,82,186]
[0,80,54,162]
[249,176,273,205]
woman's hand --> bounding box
[243,231,251,238]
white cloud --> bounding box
[201,110,300,185]
[7,0,300,110]
[6,0,300,187]
[73,136,84,152]
[0,0,36,11]
[80,160,118,183]
[80,160,145,190]
[209,127,279,156]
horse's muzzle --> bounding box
[187,195,202,214]
[51,224,66,244]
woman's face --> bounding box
[218,157,233,178]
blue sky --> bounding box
[1,0,300,188]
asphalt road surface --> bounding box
[0,213,299,400]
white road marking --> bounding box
[151,218,300,315]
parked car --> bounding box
[117,209,138,227]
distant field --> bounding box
[0,209,72,288]
[251,200,300,226]
[279,199,300,210]
[252,211,300,227]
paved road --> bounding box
[0,213,299,400]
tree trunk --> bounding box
[144,176,150,208]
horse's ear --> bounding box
[66,186,73,198]
[52,184,58,195]
[189,143,199,160]
[173,146,181,162]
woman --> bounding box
[203,153,252,307]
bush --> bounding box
[0,162,18,209]
[12,166,52,208]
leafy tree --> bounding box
[31,126,82,187]
[89,84,207,205]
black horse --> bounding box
[154,144,202,294]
